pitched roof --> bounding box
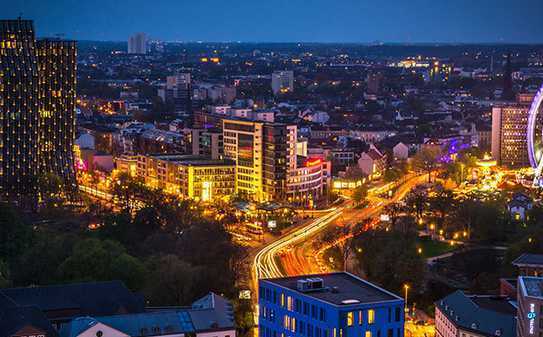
[189,292,235,332]
[0,292,58,337]
[0,281,144,317]
[512,253,543,267]
[436,291,516,337]
[60,311,195,337]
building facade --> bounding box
[158,73,192,113]
[192,128,224,160]
[517,276,543,337]
[37,39,78,195]
[287,158,326,207]
[0,19,40,200]
[492,104,530,167]
[0,19,77,202]
[133,154,235,201]
[223,119,265,200]
[223,119,325,203]
[272,71,294,95]
[259,273,404,337]
[491,94,539,168]
[127,32,147,54]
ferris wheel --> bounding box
[527,85,543,186]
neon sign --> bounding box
[305,158,322,167]
[529,303,536,334]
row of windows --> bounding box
[260,325,401,337]
[260,288,328,322]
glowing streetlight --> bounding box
[403,284,410,316]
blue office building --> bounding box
[258,273,404,337]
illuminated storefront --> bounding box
[125,154,235,201]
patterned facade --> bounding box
[0,19,77,202]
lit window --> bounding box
[347,312,354,326]
[365,332,372,337]
[368,309,375,324]
[358,310,363,325]
[281,293,285,307]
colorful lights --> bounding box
[305,158,322,167]
[526,84,543,186]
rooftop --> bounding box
[436,291,516,337]
[60,311,195,337]
[261,272,402,306]
[0,280,144,317]
[148,154,235,167]
[512,253,543,267]
[519,276,543,298]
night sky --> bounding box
[5,0,543,43]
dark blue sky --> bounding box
[5,0,543,43]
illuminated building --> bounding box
[491,93,538,168]
[262,123,297,202]
[0,19,77,202]
[114,155,138,177]
[223,119,296,201]
[259,273,404,337]
[517,276,543,337]
[0,19,40,200]
[127,32,147,54]
[271,70,294,95]
[287,158,326,206]
[223,118,327,204]
[223,119,265,200]
[37,39,78,195]
[358,146,387,177]
[132,154,235,201]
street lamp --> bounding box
[403,284,410,317]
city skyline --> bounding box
[4,0,543,43]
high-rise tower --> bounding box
[37,39,78,196]
[0,19,77,203]
[0,19,41,200]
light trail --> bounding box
[253,204,347,281]
[252,173,427,288]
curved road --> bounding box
[252,174,427,284]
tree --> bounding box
[110,172,147,213]
[0,260,11,288]
[13,233,74,286]
[429,186,455,233]
[405,189,427,220]
[58,238,146,291]
[383,168,402,183]
[0,203,32,263]
[384,202,404,229]
[413,147,442,183]
[144,255,202,306]
[353,230,425,295]
[352,185,368,206]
